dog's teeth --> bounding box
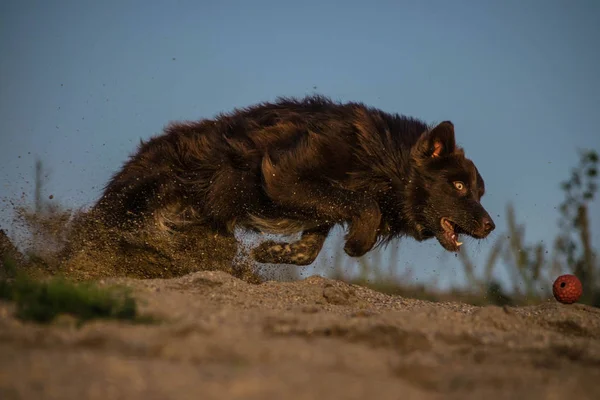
[451,234,456,239]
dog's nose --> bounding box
[482,217,495,234]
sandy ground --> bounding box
[1,269,600,400]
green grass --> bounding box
[0,257,153,325]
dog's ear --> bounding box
[413,121,456,160]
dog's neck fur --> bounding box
[351,112,434,245]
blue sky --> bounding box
[1,0,599,290]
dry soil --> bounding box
[1,268,600,400]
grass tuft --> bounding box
[0,257,153,325]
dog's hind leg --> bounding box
[251,225,331,266]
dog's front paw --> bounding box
[343,237,371,258]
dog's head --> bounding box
[407,121,495,251]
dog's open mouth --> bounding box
[440,217,463,250]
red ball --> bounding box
[552,274,583,304]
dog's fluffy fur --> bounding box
[94,95,495,265]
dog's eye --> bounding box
[453,181,466,191]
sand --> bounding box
[1,268,600,400]
[1,205,600,400]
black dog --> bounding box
[94,95,495,265]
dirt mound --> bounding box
[2,202,600,399]
[1,270,599,399]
